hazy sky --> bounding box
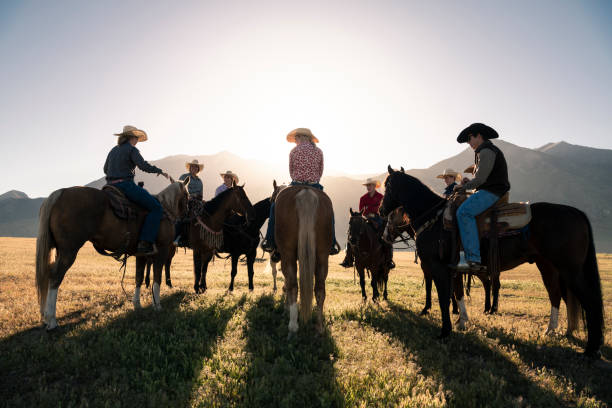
[1,0,611,197]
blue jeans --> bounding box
[264,182,337,248]
[457,189,499,263]
[114,181,163,243]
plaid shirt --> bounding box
[289,142,324,183]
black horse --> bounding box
[380,166,604,358]
[197,196,272,293]
[347,209,390,301]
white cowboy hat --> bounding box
[436,168,461,181]
[362,178,381,188]
[286,128,319,144]
[113,125,148,142]
[219,170,239,183]
[185,159,204,173]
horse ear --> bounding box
[400,166,405,173]
[182,176,190,186]
[349,207,353,215]
[241,183,245,188]
[273,179,277,189]
[388,165,394,174]
[232,179,237,188]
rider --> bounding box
[261,128,340,260]
[340,178,395,269]
[453,123,510,270]
[215,171,239,197]
[174,159,205,246]
[437,168,461,198]
[103,125,170,256]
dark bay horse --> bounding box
[382,206,489,317]
[380,166,604,358]
[346,209,390,301]
[191,186,255,293]
[201,195,271,292]
[36,180,189,328]
[275,185,334,335]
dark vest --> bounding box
[475,140,510,197]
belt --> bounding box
[108,179,126,185]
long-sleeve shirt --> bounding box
[289,142,324,183]
[104,142,162,182]
[215,184,229,197]
[359,191,383,217]
[179,173,203,197]
[463,148,495,190]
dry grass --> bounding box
[0,237,611,407]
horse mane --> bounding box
[386,172,444,219]
[155,182,184,217]
[203,187,234,214]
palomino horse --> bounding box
[380,166,604,358]
[275,185,334,335]
[191,185,255,293]
[382,206,485,317]
[36,180,189,329]
[346,209,390,301]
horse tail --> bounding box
[35,189,63,318]
[580,211,604,343]
[565,287,581,335]
[295,189,318,324]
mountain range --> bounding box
[2,140,611,251]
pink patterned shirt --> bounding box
[289,142,324,183]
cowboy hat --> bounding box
[457,123,499,143]
[436,168,461,181]
[114,125,148,142]
[362,178,381,188]
[219,170,239,183]
[286,128,319,144]
[464,164,476,174]
[185,159,204,173]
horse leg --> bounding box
[490,273,501,314]
[270,259,278,293]
[314,257,329,334]
[134,256,146,309]
[44,248,78,330]
[282,258,299,335]
[371,270,380,302]
[165,248,173,288]
[247,249,256,292]
[420,266,433,315]
[535,258,562,335]
[200,250,213,293]
[357,266,367,301]
[383,272,388,301]
[193,249,202,293]
[454,272,469,330]
[451,292,459,315]
[228,254,239,293]
[151,246,169,311]
[144,259,151,288]
[431,262,452,338]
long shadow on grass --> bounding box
[0,291,245,408]
[342,301,594,408]
[241,294,344,408]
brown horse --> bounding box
[346,209,390,301]
[190,185,255,293]
[36,180,189,329]
[275,185,334,335]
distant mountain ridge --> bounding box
[1,140,612,251]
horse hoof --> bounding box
[287,331,297,341]
[452,309,459,315]
[437,331,450,340]
[166,280,173,288]
[584,349,602,361]
[419,309,429,316]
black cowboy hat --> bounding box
[457,123,499,143]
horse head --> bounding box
[347,208,367,248]
[229,185,255,225]
[380,165,403,217]
[382,206,411,244]
[157,180,190,220]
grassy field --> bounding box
[0,237,611,407]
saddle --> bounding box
[102,185,143,220]
[444,192,531,238]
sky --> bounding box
[1,0,611,197]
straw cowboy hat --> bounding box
[185,159,204,173]
[286,128,319,144]
[114,125,148,142]
[220,170,239,183]
[457,123,499,143]
[436,168,461,182]
[362,178,381,188]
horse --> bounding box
[380,166,604,358]
[190,185,255,293]
[382,206,490,317]
[346,209,390,301]
[275,185,334,335]
[36,180,189,328]
[201,194,272,293]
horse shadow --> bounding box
[241,294,345,407]
[342,300,612,406]
[0,292,245,407]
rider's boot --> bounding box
[136,241,157,257]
